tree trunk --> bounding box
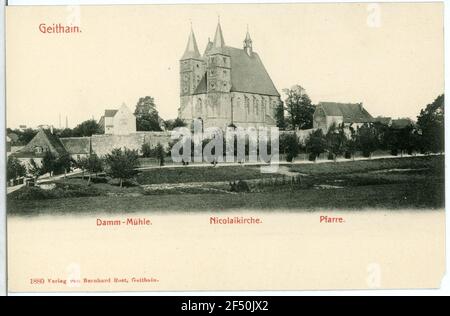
[120,179,123,188]
[88,173,91,186]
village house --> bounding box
[11,128,92,169]
[313,102,373,132]
[98,103,136,135]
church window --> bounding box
[223,70,227,75]
[196,64,199,68]
[210,82,216,90]
[196,99,203,115]
[245,96,250,115]
[223,57,227,64]
[34,146,43,154]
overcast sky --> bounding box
[6,3,444,128]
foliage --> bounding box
[7,156,26,181]
[28,159,44,180]
[282,85,315,130]
[305,129,326,161]
[325,123,347,161]
[72,119,101,137]
[164,118,187,130]
[104,148,140,187]
[280,133,301,162]
[357,123,378,158]
[134,96,162,131]
[274,100,286,129]
[416,94,444,153]
[141,143,153,158]
[154,143,166,166]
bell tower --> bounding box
[180,25,204,96]
[206,21,231,94]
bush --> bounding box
[344,151,352,159]
[308,152,316,161]
[327,153,334,160]
[229,180,250,193]
[390,148,398,156]
[10,182,101,200]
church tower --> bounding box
[206,21,231,94]
[180,26,205,96]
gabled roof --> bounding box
[13,129,68,158]
[373,116,392,125]
[60,137,91,155]
[318,102,373,123]
[194,46,280,97]
[391,118,414,129]
[104,109,118,117]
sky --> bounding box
[5,3,444,129]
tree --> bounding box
[134,96,162,131]
[28,159,44,181]
[416,94,444,153]
[41,151,58,177]
[104,148,140,188]
[72,119,101,137]
[7,156,26,183]
[80,153,104,184]
[55,154,73,176]
[274,101,286,130]
[326,123,347,162]
[164,118,187,130]
[141,143,153,158]
[279,133,300,162]
[154,143,166,166]
[345,125,359,159]
[357,123,378,158]
[283,85,315,130]
[305,129,326,161]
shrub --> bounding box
[344,151,352,159]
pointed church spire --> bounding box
[243,25,253,56]
[181,24,201,60]
[213,18,225,49]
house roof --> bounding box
[13,129,68,158]
[373,116,392,125]
[60,137,91,155]
[194,46,280,97]
[318,102,373,123]
[104,109,118,117]
[391,118,414,129]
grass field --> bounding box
[7,155,444,215]
[135,165,274,185]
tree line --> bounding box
[278,94,444,162]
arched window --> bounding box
[196,99,203,116]
[245,96,250,115]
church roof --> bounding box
[181,27,201,60]
[318,102,373,123]
[193,46,280,97]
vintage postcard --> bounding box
[4,2,445,293]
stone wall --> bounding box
[91,132,172,157]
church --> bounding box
[178,22,281,130]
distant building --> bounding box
[11,128,92,168]
[59,137,91,161]
[12,128,68,167]
[178,22,281,129]
[391,118,415,129]
[313,102,373,132]
[98,103,136,135]
[373,116,392,126]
